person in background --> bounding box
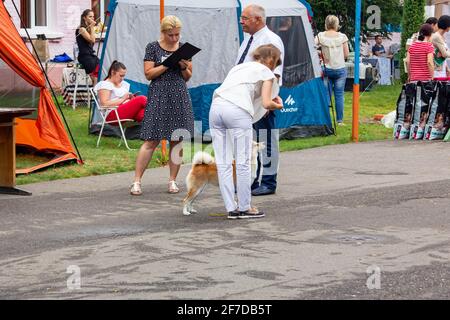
[372,35,393,58]
[406,24,434,82]
[428,17,439,33]
[316,15,349,126]
[94,61,147,123]
[130,15,194,196]
[237,4,285,197]
[76,9,100,85]
[431,15,450,80]
[406,17,438,50]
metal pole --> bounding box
[352,0,362,142]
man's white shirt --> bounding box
[236,26,285,85]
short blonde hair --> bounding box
[160,15,182,32]
[325,15,340,31]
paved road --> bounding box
[1,141,450,299]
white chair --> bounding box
[72,43,92,109]
[89,88,136,150]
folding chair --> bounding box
[72,43,92,110]
[89,88,136,150]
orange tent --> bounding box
[0,1,80,173]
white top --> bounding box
[316,31,349,69]
[236,26,285,85]
[213,62,279,123]
[435,44,449,79]
[94,80,130,100]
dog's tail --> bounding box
[192,151,214,166]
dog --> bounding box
[183,141,265,215]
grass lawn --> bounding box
[15,83,401,185]
[280,82,400,152]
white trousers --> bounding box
[209,102,253,212]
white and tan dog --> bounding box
[183,141,265,215]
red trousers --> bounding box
[90,64,100,78]
[105,95,147,123]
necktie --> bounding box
[237,35,254,64]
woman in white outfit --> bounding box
[209,44,283,220]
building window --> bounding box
[20,0,48,29]
[19,0,63,39]
[92,0,111,22]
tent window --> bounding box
[20,0,48,28]
[92,0,111,22]
[267,16,315,88]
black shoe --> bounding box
[251,186,275,196]
[238,209,265,219]
[251,183,260,191]
[228,210,240,220]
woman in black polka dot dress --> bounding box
[131,15,194,196]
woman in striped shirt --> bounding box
[406,24,434,82]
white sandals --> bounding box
[130,182,142,196]
[168,180,180,194]
[130,180,179,195]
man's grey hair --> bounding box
[248,4,266,24]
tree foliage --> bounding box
[310,0,403,43]
[399,0,426,83]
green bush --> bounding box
[400,0,426,83]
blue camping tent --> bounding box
[92,0,331,138]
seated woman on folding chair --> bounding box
[94,61,147,123]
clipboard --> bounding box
[161,42,201,69]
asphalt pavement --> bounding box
[0,140,450,299]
